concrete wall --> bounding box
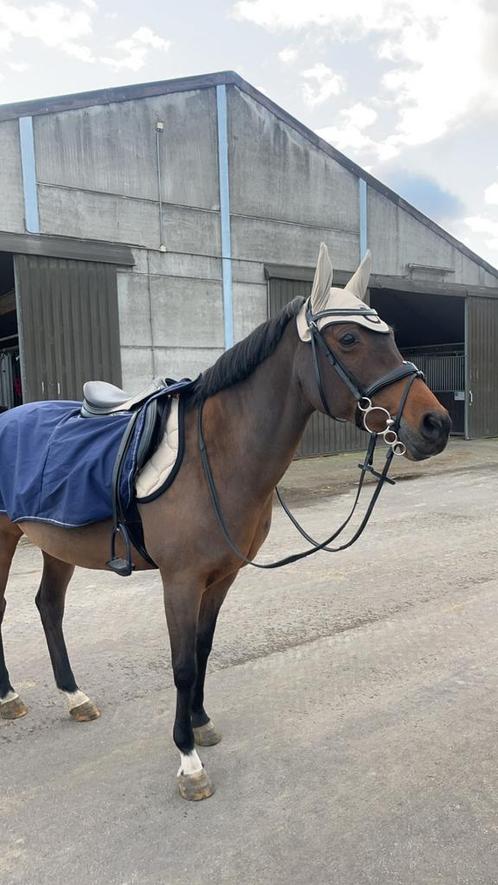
[0,120,25,233]
[228,87,360,271]
[368,188,488,286]
[30,88,226,389]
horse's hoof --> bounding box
[70,700,101,722]
[0,696,28,720]
[193,720,222,747]
[177,767,215,801]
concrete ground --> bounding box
[1,438,498,885]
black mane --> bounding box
[192,297,305,403]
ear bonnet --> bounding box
[296,243,390,340]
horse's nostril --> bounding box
[421,411,451,441]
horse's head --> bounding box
[296,244,450,460]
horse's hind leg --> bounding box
[192,574,235,747]
[35,552,100,722]
[0,522,27,719]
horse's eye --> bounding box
[340,332,356,346]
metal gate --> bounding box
[466,295,498,438]
[268,277,367,457]
[14,255,122,402]
[401,347,465,434]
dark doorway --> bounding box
[370,289,465,434]
[14,254,122,402]
[0,253,22,409]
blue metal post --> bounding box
[216,84,233,350]
[359,177,367,259]
[19,116,40,234]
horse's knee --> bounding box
[35,588,63,626]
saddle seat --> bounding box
[81,378,167,417]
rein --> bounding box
[198,305,423,569]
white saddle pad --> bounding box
[135,397,180,500]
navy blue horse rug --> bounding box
[0,381,192,528]
[0,400,140,527]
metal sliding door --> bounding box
[268,276,367,457]
[465,295,498,438]
[14,255,122,402]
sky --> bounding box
[1,0,498,270]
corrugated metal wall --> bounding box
[401,352,465,393]
[14,255,122,402]
[268,277,368,457]
[466,295,498,438]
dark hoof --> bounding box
[193,720,222,747]
[177,767,215,801]
[70,700,101,722]
[0,696,28,720]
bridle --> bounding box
[198,301,424,569]
[306,304,421,456]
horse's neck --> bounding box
[203,325,312,497]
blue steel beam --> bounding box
[216,84,233,350]
[359,177,367,259]
[19,116,40,234]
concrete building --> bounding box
[0,70,497,454]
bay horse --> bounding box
[0,246,450,800]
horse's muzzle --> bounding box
[400,410,451,460]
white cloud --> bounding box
[301,62,344,106]
[130,26,170,50]
[102,26,170,71]
[317,102,397,162]
[7,61,30,71]
[484,182,498,205]
[341,102,377,129]
[278,45,298,63]
[233,0,427,32]
[233,0,498,152]
[464,215,498,251]
[0,27,12,50]
[63,40,95,62]
[0,1,96,61]
[0,1,93,47]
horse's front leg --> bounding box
[161,571,214,801]
[192,574,236,747]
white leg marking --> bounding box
[0,690,19,705]
[178,749,203,777]
[60,689,90,711]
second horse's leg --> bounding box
[192,574,235,747]
[35,551,100,721]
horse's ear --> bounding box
[310,243,333,313]
[345,250,372,301]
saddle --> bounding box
[81,376,195,576]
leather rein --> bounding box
[198,304,424,569]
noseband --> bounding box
[198,303,424,569]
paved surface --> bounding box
[1,440,498,884]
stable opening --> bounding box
[0,253,21,409]
[370,288,465,433]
